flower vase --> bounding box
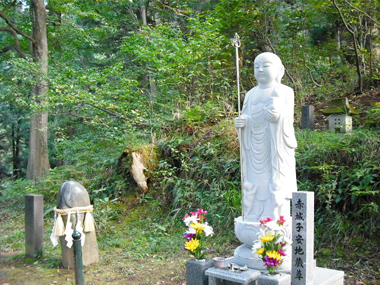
[257,272,291,285]
[186,259,213,285]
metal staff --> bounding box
[232,33,244,220]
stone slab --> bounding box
[301,105,314,130]
[206,267,260,285]
[257,273,291,285]
[314,267,344,285]
[25,194,44,258]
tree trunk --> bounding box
[140,4,147,25]
[12,121,21,178]
[26,0,50,180]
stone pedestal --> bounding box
[206,267,260,285]
[25,194,44,258]
[59,220,99,268]
[234,217,291,272]
[205,265,343,285]
[313,267,344,285]
[257,273,291,285]
[186,259,213,285]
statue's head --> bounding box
[254,52,285,85]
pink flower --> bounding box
[278,248,286,256]
[277,216,286,225]
[260,217,273,225]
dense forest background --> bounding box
[1,0,380,251]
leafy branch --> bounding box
[0,27,26,58]
[0,1,35,58]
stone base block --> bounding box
[257,273,291,285]
[206,267,260,285]
[314,267,344,285]
[186,259,214,285]
[60,230,99,268]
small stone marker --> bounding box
[291,191,314,285]
[25,194,44,258]
[328,114,352,133]
[301,105,314,130]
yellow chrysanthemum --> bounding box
[191,222,205,234]
[256,247,265,255]
[185,238,200,251]
[260,234,274,243]
[266,250,282,260]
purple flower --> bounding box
[183,233,196,240]
[264,256,281,268]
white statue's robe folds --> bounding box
[240,84,297,221]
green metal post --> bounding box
[72,230,85,285]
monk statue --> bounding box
[233,52,297,271]
[234,52,297,222]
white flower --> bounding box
[204,223,214,237]
[283,235,292,245]
[183,215,199,227]
[256,228,266,238]
[265,221,281,231]
[252,241,262,251]
[186,227,196,235]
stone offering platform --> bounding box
[205,259,344,285]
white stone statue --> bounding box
[233,52,297,270]
[235,52,297,222]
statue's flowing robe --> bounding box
[240,84,297,219]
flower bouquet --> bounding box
[183,209,214,260]
[252,216,290,274]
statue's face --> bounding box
[254,54,279,84]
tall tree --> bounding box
[0,0,50,179]
[26,0,50,179]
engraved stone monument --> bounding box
[292,192,314,284]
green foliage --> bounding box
[154,119,241,228]
[364,102,380,129]
[296,129,380,238]
[120,15,233,110]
